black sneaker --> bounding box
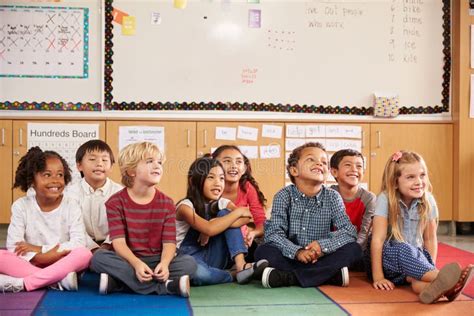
[327,267,349,287]
[99,273,121,294]
[166,275,190,298]
[261,267,298,288]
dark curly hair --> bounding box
[212,145,266,207]
[13,146,72,192]
[287,142,326,184]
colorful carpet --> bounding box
[0,242,472,315]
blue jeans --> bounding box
[179,209,247,286]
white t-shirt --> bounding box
[67,177,123,249]
[7,194,87,262]
[175,198,230,248]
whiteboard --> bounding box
[0,0,101,104]
[110,0,447,112]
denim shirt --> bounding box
[264,184,357,259]
[374,192,438,248]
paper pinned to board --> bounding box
[237,126,258,141]
[262,124,282,139]
[216,127,237,140]
[260,144,280,159]
[239,145,259,159]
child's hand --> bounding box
[296,248,317,264]
[153,262,170,282]
[372,278,395,290]
[133,260,154,283]
[14,241,41,256]
[236,207,252,219]
[31,244,70,267]
[244,228,257,248]
[198,233,210,246]
[305,241,322,263]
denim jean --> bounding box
[179,209,247,286]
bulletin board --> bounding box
[105,0,450,115]
[0,0,101,111]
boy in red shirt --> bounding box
[90,142,196,297]
[330,149,375,260]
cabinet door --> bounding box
[197,122,285,207]
[12,120,106,202]
[0,120,12,223]
[106,121,196,202]
[369,124,453,220]
[283,123,371,189]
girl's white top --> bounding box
[6,194,87,261]
[175,198,230,248]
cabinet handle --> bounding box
[19,128,23,147]
[361,131,365,149]
[186,129,190,147]
[203,130,207,147]
[1,128,4,146]
[376,131,381,148]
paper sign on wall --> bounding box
[237,126,258,141]
[286,125,305,138]
[216,127,237,140]
[260,145,280,159]
[122,16,136,35]
[239,145,259,159]
[262,125,282,139]
[119,126,165,153]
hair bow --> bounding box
[392,151,403,162]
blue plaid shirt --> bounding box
[264,184,357,259]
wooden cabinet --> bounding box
[106,121,196,203]
[0,120,12,223]
[369,123,453,221]
[12,120,106,202]
[197,122,285,207]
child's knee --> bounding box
[217,209,231,217]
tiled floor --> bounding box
[1,224,473,252]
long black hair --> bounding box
[13,146,72,192]
[212,145,266,207]
[183,157,224,219]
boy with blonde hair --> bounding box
[91,142,196,297]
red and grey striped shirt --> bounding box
[105,188,176,257]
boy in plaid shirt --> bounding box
[256,142,362,288]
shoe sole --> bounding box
[262,267,274,289]
[419,262,462,304]
[341,267,349,287]
[447,265,474,301]
[99,273,108,295]
[179,275,190,298]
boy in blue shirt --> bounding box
[256,142,362,288]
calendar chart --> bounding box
[0,5,89,78]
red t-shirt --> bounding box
[106,188,176,257]
[235,181,266,227]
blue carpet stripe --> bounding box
[33,273,191,316]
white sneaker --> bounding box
[0,274,24,293]
[57,272,78,291]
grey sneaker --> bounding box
[166,275,190,298]
[0,274,24,293]
[236,259,270,284]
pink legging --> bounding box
[0,247,92,291]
